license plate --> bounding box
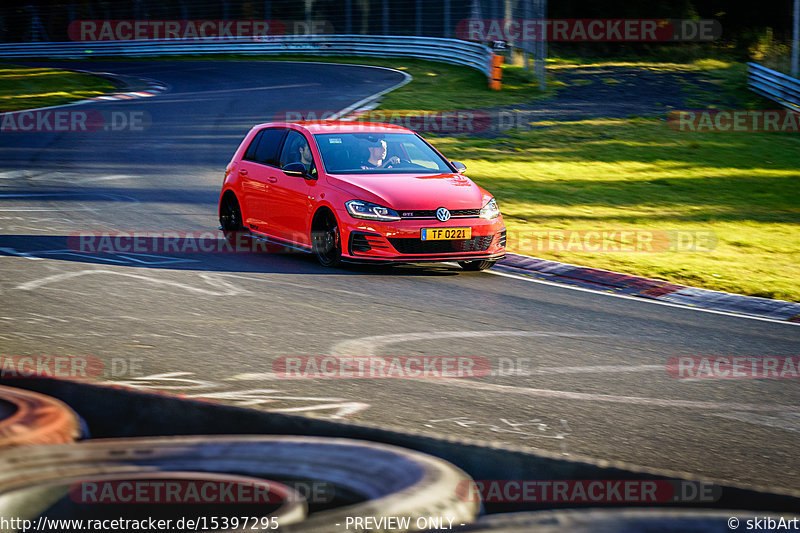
[420,227,471,240]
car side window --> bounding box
[243,130,264,161]
[279,130,316,177]
[251,128,286,167]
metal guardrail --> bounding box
[747,62,800,111]
[0,35,495,78]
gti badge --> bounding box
[436,207,451,222]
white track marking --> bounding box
[2,248,198,265]
[713,411,800,432]
[432,379,800,413]
[264,403,371,419]
[106,372,217,390]
[0,192,136,200]
[227,372,279,380]
[40,251,130,263]
[330,331,612,357]
[76,174,140,183]
[329,67,413,120]
[183,389,346,404]
[151,83,319,100]
[0,191,140,212]
[183,389,370,419]
[168,363,665,382]
[0,248,43,260]
[14,269,245,296]
[0,171,27,179]
[489,268,798,326]
[102,375,370,419]
[0,171,140,185]
[218,273,371,298]
[330,331,799,413]
[493,364,663,376]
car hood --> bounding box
[325,172,490,210]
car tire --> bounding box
[219,193,245,246]
[458,260,497,271]
[0,385,82,448]
[0,470,307,528]
[311,210,342,268]
[0,435,480,532]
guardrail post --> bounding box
[490,53,503,90]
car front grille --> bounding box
[398,208,481,219]
[388,235,494,255]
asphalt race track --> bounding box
[1,61,799,495]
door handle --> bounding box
[238,169,248,176]
[267,177,278,183]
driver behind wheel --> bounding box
[360,138,400,169]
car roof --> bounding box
[252,121,415,134]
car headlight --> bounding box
[345,200,401,221]
[479,198,501,220]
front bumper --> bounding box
[338,214,506,263]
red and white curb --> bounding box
[497,253,800,323]
[71,69,169,102]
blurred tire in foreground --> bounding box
[0,435,480,532]
[0,385,81,448]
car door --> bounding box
[268,129,317,245]
[239,127,286,234]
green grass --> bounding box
[0,64,116,111]
[428,117,800,301]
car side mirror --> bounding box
[451,161,467,173]
[282,162,309,178]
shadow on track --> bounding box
[0,234,462,277]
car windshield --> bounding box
[314,132,452,174]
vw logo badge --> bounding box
[436,207,451,222]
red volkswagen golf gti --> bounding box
[218,121,506,270]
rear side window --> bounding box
[243,130,263,161]
[244,128,286,167]
[255,128,287,166]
